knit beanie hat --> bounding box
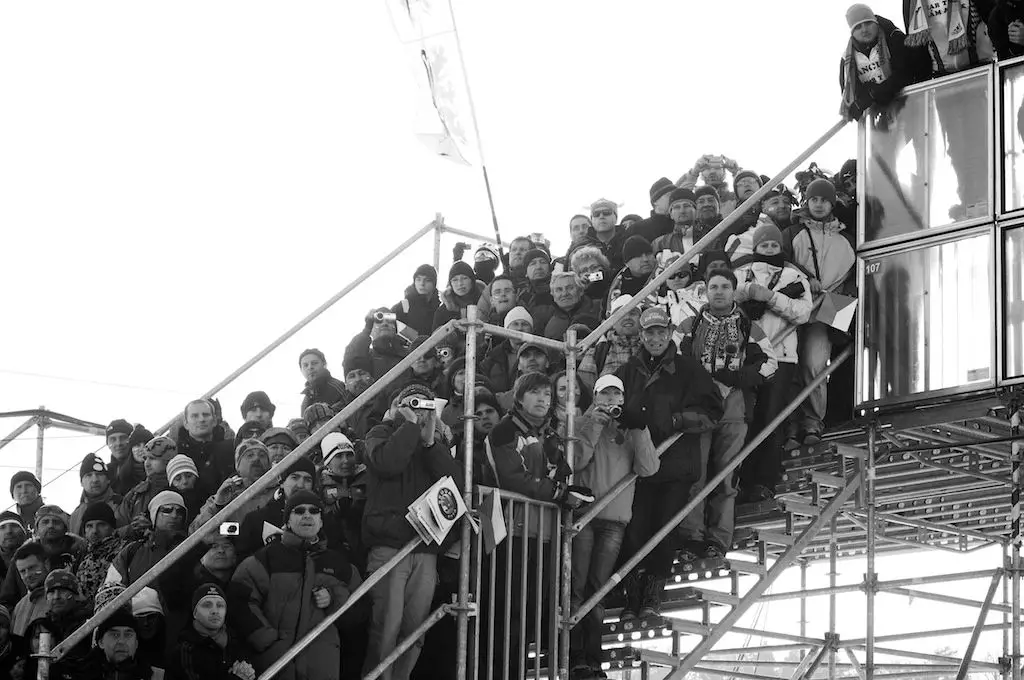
[260,427,299,449]
[286,418,310,440]
[79,453,108,480]
[299,348,327,366]
[503,306,534,330]
[343,354,373,378]
[668,187,697,207]
[622,235,654,264]
[191,583,226,617]
[321,433,355,468]
[395,382,435,405]
[94,583,126,613]
[148,490,185,523]
[649,177,675,204]
[805,178,837,205]
[733,169,762,192]
[132,588,164,616]
[142,436,177,461]
[34,505,69,531]
[127,425,154,450]
[694,185,720,203]
[523,248,550,268]
[45,569,79,595]
[166,454,199,487]
[240,391,276,419]
[474,387,501,414]
[696,250,732,278]
[234,439,270,470]
[414,264,438,284]
[97,605,137,637]
[283,455,316,481]
[81,501,116,529]
[448,261,476,284]
[752,223,785,251]
[105,419,133,439]
[0,511,24,532]
[284,490,324,519]
[9,470,41,497]
[846,3,877,30]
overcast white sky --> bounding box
[0,0,1006,665]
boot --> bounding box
[619,571,643,622]
[638,575,666,619]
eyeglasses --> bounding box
[591,210,614,218]
[158,506,185,516]
[291,506,322,516]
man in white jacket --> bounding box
[733,223,813,501]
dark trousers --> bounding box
[621,478,696,577]
[742,362,797,490]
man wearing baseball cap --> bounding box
[577,295,643,393]
[570,374,660,675]
[70,453,123,536]
[614,305,724,619]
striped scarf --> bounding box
[904,0,975,54]
[840,34,893,118]
[694,306,745,375]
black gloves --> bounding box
[556,483,595,510]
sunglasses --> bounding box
[158,506,186,516]
[291,506,322,516]
[591,210,614,218]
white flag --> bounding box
[386,0,475,165]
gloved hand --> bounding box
[557,484,595,510]
[453,242,470,262]
[713,366,764,389]
[777,281,805,299]
[673,412,715,432]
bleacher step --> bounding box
[689,587,740,606]
[757,530,795,546]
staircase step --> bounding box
[757,530,795,546]
[833,442,868,460]
[667,619,712,636]
[728,559,767,576]
[669,556,732,582]
[689,588,740,606]
[783,499,820,517]
[603,646,682,668]
[810,471,846,487]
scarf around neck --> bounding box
[905,0,970,53]
[696,305,745,376]
[840,32,893,117]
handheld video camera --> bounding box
[409,397,437,410]
[373,311,397,323]
[220,522,240,536]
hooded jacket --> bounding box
[614,342,724,482]
[433,280,488,331]
[573,414,660,524]
[838,15,924,119]
[300,370,348,414]
[392,284,441,337]
[544,295,601,341]
[480,339,519,394]
[783,214,857,295]
[362,414,462,550]
[232,532,359,680]
[732,255,814,364]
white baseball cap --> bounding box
[609,294,636,315]
[594,374,624,394]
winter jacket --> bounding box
[480,340,518,394]
[184,563,265,641]
[236,493,287,560]
[16,496,44,531]
[175,428,237,500]
[573,414,659,524]
[433,280,488,331]
[70,487,123,535]
[677,305,778,422]
[0,635,29,679]
[392,285,441,337]
[74,647,156,680]
[990,1,1024,58]
[519,279,556,333]
[626,211,673,244]
[188,483,276,535]
[168,625,255,680]
[232,532,359,680]
[112,457,146,498]
[544,296,601,341]
[43,600,93,666]
[75,533,128,604]
[115,474,169,529]
[651,226,697,255]
[11,587,47,636]
[344,331,408,382]
[724,213,788,261]
[614,343,724,482]
[693,215,726,249]
[606,267,657,311]
[0,534,87,608]
[568,225,629,274]
[732,256,813,364]
[300,370,348,414]
[362,415,462,550]
[783,215,858,295]
[838,15,923,119]
[577,332,641,394]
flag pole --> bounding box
[448,0,505,258]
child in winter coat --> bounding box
[392,264,440,337]
[733,224,814,501]
[783,179,857,446]
[168,583,256,680]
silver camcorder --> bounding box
[409,397,437,410]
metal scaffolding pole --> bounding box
[1013,431,1022,680]
[558,327,578,678]
[455,306,478,680]
[35,406,46,482]
[866,424,878,680]
[0,417,38,453]
[800,560,808,662]
[830,515,838,680]
[955,569,1003,680]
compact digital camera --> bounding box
[586,271,604,283]
[409,397,437,410]
[606,405,623,419]
[220,522,240,536]
[374,311,397,323]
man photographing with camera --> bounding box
[362,383,461,680]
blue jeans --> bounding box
[689,390,747,550]
[364,546,438,680]
[570,519,626,668]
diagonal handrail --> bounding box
[567,346,853,627]
[577,118,849,354]
[51,319,459,660]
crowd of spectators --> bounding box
[0,2,1011,678]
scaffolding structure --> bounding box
[22,57,1024,680]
